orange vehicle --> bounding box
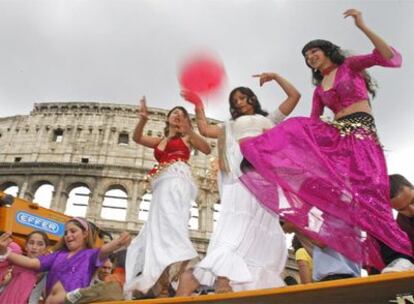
[0,191,104,248]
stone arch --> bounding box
[65,181,92,217]
[0,176,25,190]
[31,179,56,208]
[101,181,130,196]
[0,181,19,196]
[0,180,19,191]
[28,177,58,196]
[65,179,94,194]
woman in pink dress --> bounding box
[240,9,412,271]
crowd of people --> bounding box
[0,8,413,304]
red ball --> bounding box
[179,54,225,95]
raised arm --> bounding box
[175,114,211,155]
[99,231,131,261]
[253,72,301,116]
[180,90,222,139]
[0,233,41,270]
[344,9,394,60]
[133,96,162,148]
[187,129,211,155]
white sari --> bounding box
[193,113,288,291]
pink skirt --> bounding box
[240,113,412,270]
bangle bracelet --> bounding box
[0,247,11,262]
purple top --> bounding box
[311,47,402,119]
[38,248,103,295]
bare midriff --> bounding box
[45,281,66,304]
[334,100,371,120]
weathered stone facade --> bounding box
[0,102,299,283]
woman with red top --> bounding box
[240,9,413,273]
[124,97,211,298]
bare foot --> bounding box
[152,268,171,298]
[214,277,233,294]
[175,270,200,297]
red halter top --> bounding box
[154,137,191,164]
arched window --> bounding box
[189,202,199,230]
[100,188,128,221]
[65,186,90,217]
[33,183,54,208]
[2,184,19,197]
[138,193,152,221]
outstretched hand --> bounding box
[138,96,149,120]
[180,90,203,108]
[343,9,365,29]
[252,73,278,87]
[0,232,12,255]
[116,232,131,248]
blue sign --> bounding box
[16,211,65,236]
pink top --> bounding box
[0,266,38,304]
[311,48,402,119]
[0,243,38,304]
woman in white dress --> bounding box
[178,72,300,295]
[124,97,211,298]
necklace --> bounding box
[320,64,337,76]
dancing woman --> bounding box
[180,71,300,294]
[124,97,211,298]
[240,9,412,271]
[0,218,130,304]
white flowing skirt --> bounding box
[124,162,199,294]
[193,179,287,291]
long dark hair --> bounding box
[291,235,303,252]
[164,106,191,137]
[302,39,377,98]
[389,174,414,199]
[229,87,268,120]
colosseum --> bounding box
[0,101,298,282]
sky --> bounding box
[0,0,413,181]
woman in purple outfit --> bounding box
[0,218,131,304]
[240,9,412,270]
